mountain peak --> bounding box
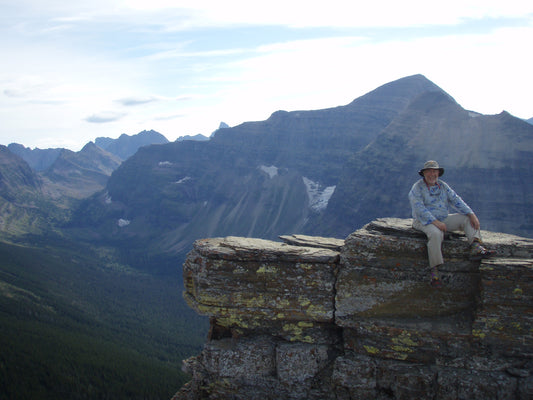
[95,130,169,160]
[347,74,450,110]
[80,141,99,152]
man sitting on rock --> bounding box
[408,160,494,288]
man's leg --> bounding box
[443,213,481,243]
[444,214,494,259]
[413,220,444,268]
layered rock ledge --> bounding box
[174,218,532,400]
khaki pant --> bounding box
[413,214,481,268]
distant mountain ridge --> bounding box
[0,145,57,234]
[7,130,170,171]
[176,134,210,142]
[40,142,122,200]
[7,143,62,171]
[69,74,533,262]
[4,74,532,244]
[95,130,169,160]
[1,131,176,233]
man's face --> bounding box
[423,168,439,185]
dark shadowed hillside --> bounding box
[0,235,207,399]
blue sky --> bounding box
[1,0,532,150]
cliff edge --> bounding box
[174,218,532,399]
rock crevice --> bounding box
[174,218,532,400]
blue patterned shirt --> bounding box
[408,179,473,225]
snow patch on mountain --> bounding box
[302,177,336,212]
[118,218,130,227]
[259,165,278,178]
[175,176,191,184]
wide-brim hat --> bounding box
[418,160,444,177]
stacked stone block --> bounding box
[174,219,533,400]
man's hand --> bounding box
[468,213,480,230]
[432,220,447,232]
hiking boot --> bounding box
[470,241,496,261]
[431,278,443,288]
[430,265,443,288]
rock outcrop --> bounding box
[174,218,532,399]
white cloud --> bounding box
[85,111,127,123]
[122,0,533,28]
[115,96,161,106]
[0,0,532,150]
[205,23,533,124]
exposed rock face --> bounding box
[0,145,50,234]
[41,142,122,200]
[175,218,532,400]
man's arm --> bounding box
[442,182,479,230]
[408,183,437,225]
[468,213,480,230]
[443,182,473,215]
[432,220,447,232]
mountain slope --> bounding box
[0,235,207,399]
[0,145,41,200]
[70,73,533,268]
[0,142,122,235]
[0,146,61,235]
[209,74,444,184]
[41,142,122,201]
[70,75,450,254]
[7,143,62,171]
[316,90,533,237]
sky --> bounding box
[1,0,532,151]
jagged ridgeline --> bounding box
[72,74,533,264]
